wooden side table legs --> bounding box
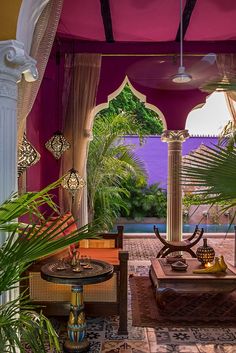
[63,285,89,353]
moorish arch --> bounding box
[77,76,167,230]
[185,91,232,136]
[93,75,167,130]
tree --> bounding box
[99,84,163,135]
[87,113,147,229]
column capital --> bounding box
[0,40,38,86]
[161,129,190,143]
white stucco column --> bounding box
[161,130,189,242]
[0,40,37,304]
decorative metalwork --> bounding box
[18,134,40,177]
[196,238,215,265]
[61,168,85,200]
[45,131,70,159]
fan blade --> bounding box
[126,55,219,91]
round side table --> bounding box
[41,259,114,353]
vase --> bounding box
[196,238,215,265]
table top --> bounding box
[151,258,236,281]
[41,258,114,286]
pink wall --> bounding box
[26,51,208,195]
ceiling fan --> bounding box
[126,0,219,91]
[172,0,191,83]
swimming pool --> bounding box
[115,223,235,233]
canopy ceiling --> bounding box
[57,0,236,43]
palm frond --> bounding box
[182,144,236,207]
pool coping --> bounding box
[124,232,235,239]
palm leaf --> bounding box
[182,144,236,208]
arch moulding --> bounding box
[93,76,167,129]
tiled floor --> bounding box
[45,235,236,353]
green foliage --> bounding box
[182,192,205,207]
[87,113,147,230]
[0,180,97,352]
[99,84,163,135]
[120,178,167,220]
[181,144,236,219]
[219,120,236,151]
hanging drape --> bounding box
[217,54,236,124]
[17,0,64,145]
[60,53,101,222]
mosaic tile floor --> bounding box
[37,236,236,352]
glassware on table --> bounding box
[80,255,87,266]
[83,256,92,269]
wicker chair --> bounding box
[154,225,204,258]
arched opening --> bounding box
[185,92,231,136]
[88,77,167,230]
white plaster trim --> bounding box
[93,76,167,129]
[16,0,50,54]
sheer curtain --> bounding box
[17,0,64,144]
[60,53,101,224]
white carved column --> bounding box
[161,130,189,242]
[0,40,37,305]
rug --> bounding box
[130,276,236,327]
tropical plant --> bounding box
[0,179,96,353]
[120,178,167,220]
[219,119,236,151]
[181,144,236,222]
[99,84,164,135]
[87,112,147,229]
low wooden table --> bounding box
[149,258,236,308]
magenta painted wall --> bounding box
[97,56,207,130]
[26,48,210,196]
[124,135,218,189]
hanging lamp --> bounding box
[61,43,85,201]
[61,168,86,201]
[45,50,70,159]
[18,134,41,177]
[45,131,70,159]
[172,0,192,83]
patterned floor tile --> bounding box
[191,328,236,343]
[147,329,171,343]
[221,344,236,353]
[196,344,225,353]
[169,330,196,344]
[101,340,149,353]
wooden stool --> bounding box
[154,225,204,258]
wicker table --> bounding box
[41,259,113,353]
[150,258,236,308]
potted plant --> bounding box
[0,179,96,353]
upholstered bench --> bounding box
[23,226,128,335]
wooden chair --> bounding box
[23,225,129,335]
[154,225,204,258]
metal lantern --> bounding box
[196,238,215,265]
[61,168,85,200]
[18,134,41,177]
[45,131,70,159]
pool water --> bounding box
[115,223,235,233]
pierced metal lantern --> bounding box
[196,238,215,265]
[45,131,70,159]
[18,135,41,177]
[61,168,85,200]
